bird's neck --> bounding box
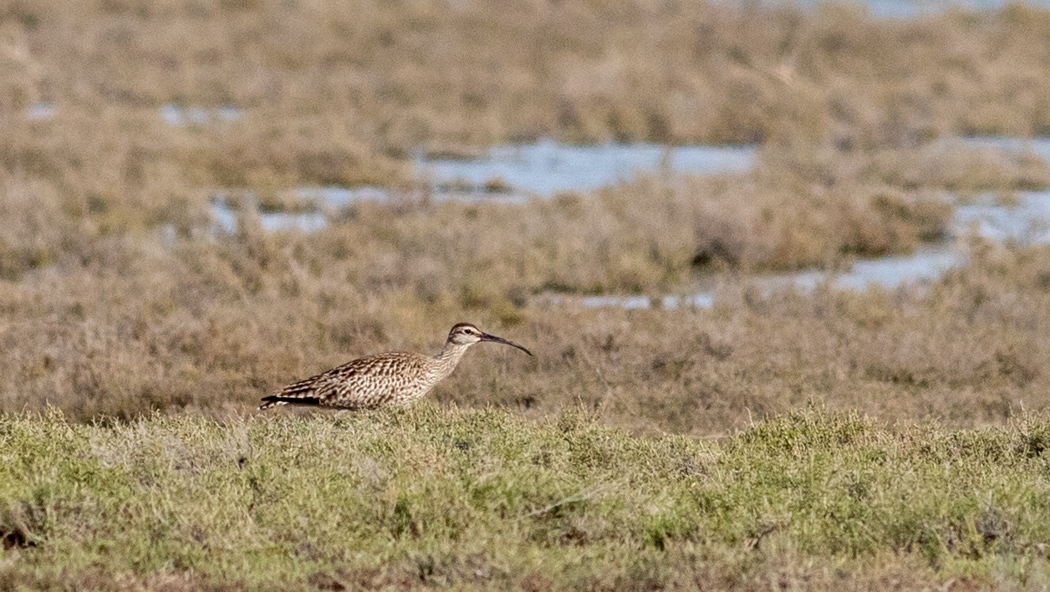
[433,341,471,380]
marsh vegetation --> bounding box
[4,0,1050,589]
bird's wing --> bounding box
[320,353,429,408]
[260,353,429,409]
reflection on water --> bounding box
[211,204,328,233]
[417,140,756,198]
[20,103,245,125]
[24,103,55,120]
[160,104,243,125]
[752,247,967,294]
[942,136,1050,163]
[579,295,653,310]
[956,193,1050,245]
[210,192,327,233]
[802,0,1050,18]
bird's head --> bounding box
[447,323,533,356]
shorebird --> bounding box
[259,323,532,411]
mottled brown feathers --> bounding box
[259,324,531,411]
[259,353,432,410]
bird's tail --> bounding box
[258,395,323,410]
[259,372,327,410]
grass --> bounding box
[3,136,1045,289]
[9,0,1050,151]
[2,407,1049,590]
[4,0,1050,294]
[6,1,1050,192]
[5,1,1050,587]
[4,232,1050,436]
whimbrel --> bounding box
[259,323,532,410]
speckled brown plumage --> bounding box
[259,323,532,411]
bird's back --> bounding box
[259,351,439,410]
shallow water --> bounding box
[209,142,759,233]
[21,103,246,124]
[209,137,1050,308]
[552,137,1050,309]
[159,104,243,126]
[445,138,1050,304]
[568,247,968,311]
[585,188,1050,311]
[418,141,756,198]
[810,0,1050,18]
[24,103,56,120]
[956,193,1050,245]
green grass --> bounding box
[2,406,1050,590]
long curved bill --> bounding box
[480,332,534,356]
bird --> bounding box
[259,322,532,411]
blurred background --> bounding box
[2,0,1050,434]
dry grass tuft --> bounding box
[1,0,1049,437]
